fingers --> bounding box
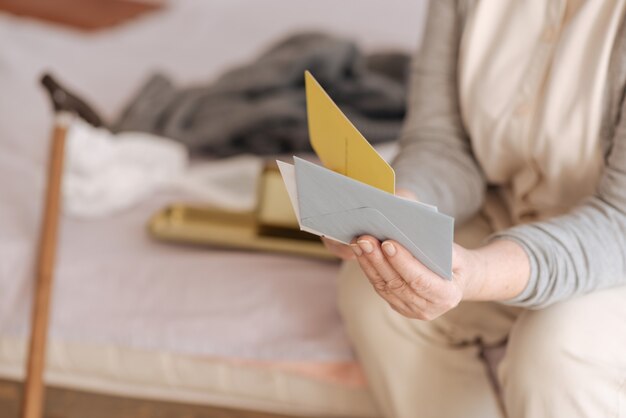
[380,240,437,301]
[352,236,428,313]
[382,240,459,310]
[350,235,463,320]
[354,252,413,313]
[356,237,409,293]
[350,240,386,291]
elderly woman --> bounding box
[324,1,626,417]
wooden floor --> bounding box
[0,379,293,418]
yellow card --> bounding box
[304,71,395,194]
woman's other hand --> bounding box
[395,188,417,201]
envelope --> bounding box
[277,72,454,279]
[305,71,395,194]
[278,158,454,279]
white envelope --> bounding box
[278,157,454,280]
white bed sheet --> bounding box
[3,190,355,361]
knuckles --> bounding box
[386,277,407,291]
[372,280,387,292]
[407,273,431,294]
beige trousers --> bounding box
[338,214,626,418]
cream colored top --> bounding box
[459,0,626,223]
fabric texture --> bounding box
[63,119,264,217]
[459,0,625,223]
[64,118,188,217]
[113,32,411,157]
[392,0,626,308]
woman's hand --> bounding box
[350,237,478,320]
[349,235,531,320]
[323,185,529,319]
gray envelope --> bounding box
[292,157,454,279]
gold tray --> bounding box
[147,162,334,260]
[148,205,333,259]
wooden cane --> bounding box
[20,113,71,418]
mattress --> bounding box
[1,329,377,417]
[0,186,381,416]
[0,1,426,416]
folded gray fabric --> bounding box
[112,32,410,157]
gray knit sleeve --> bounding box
[392,0,486,224]
[495,97,626,309]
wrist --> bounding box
[458,239,531,302]
[456,246,487,301]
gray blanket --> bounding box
[112,33,410,156]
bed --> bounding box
[0,1,427,416]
